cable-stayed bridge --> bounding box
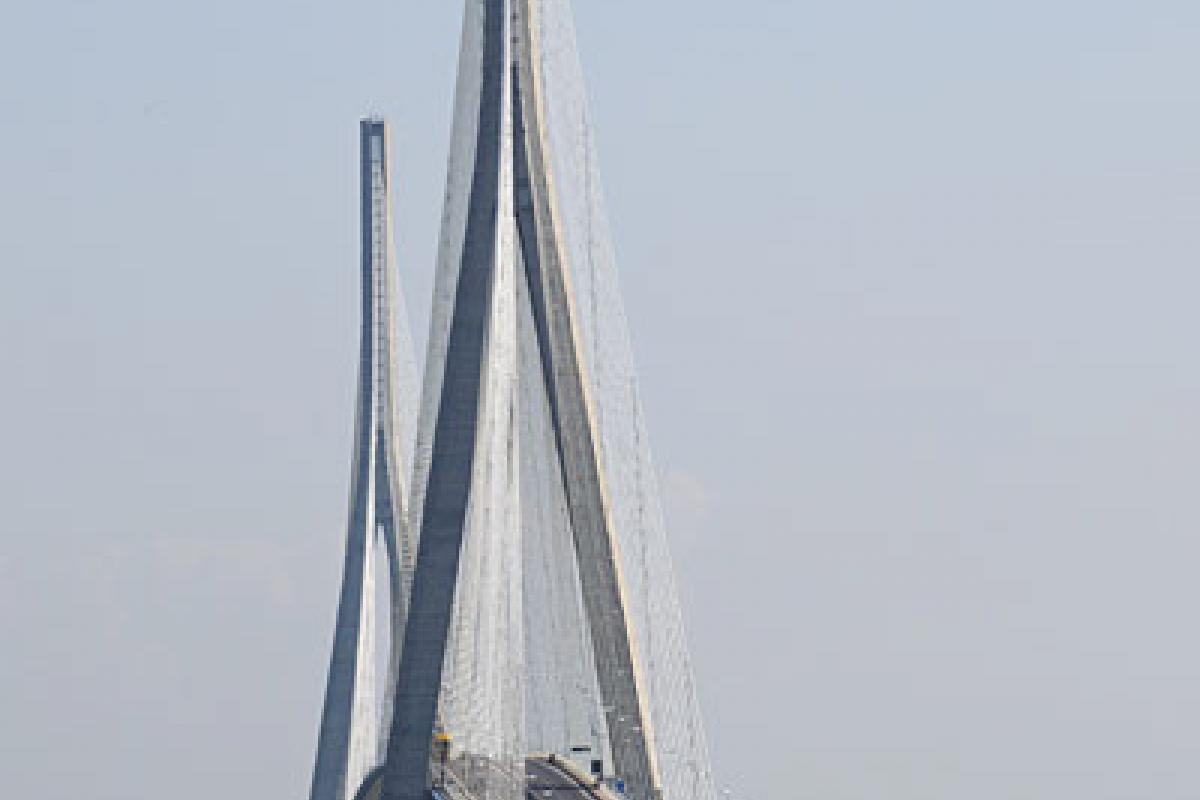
[307,2,715,799]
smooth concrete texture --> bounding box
[383,1,513,798]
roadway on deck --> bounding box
[525,757,600,800]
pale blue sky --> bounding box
[2,1,1199,798]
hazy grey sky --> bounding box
[2,1,1199,798]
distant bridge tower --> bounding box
[309,119,419,800]
[308,3,716,800]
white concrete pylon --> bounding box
[378,1,717,799]
[308,119,419,800]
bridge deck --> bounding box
[358,755,614,800]
[524,756,606,800]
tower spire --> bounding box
[309,119,418,800]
